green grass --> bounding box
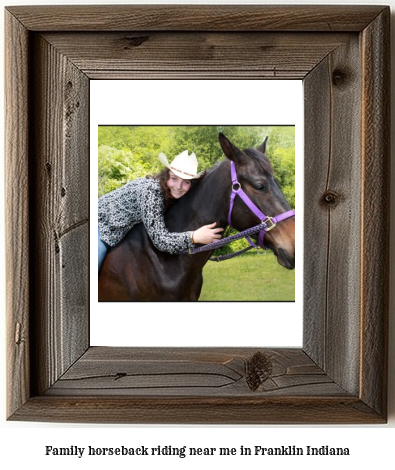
[199,251,295,301]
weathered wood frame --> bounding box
[5,5,390,424]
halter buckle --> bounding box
[263,217,276,231]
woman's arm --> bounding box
[140,182,223,253]
[140,183,194,253]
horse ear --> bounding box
[257,136,269,154]
[218,133,243,163]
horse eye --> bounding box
[254,183,266,192]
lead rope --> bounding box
[177,223,268,261]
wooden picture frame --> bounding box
[5,5,389,424]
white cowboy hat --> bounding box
[158,150,205,179]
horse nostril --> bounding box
[278,248,295,270]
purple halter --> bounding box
[228,161,295,249]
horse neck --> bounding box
[165,160,231,231]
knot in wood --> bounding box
[123,35,149,49]
[321,190,340,208]
[332,68,349,87]
[246,351,273,391]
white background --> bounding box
[90,80,304,348]
[1,1,394,469]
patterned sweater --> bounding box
[98,177,193,253]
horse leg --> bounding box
[187,272,204,301]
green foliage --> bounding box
[97,125,270,184]
[168,126,266,169]
[98,125,295,190]
[271,146,295,208]
[98,145,151,196]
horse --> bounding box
[98,133,295,301]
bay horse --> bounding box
[98,133,295,301]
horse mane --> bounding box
[243,148,274,174]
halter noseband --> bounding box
[228,161,295,249]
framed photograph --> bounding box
[95,122,297,303]
[5,5,389,423]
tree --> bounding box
[98,145,150,197]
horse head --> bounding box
[218,133,295,269]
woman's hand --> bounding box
[192,222,224,245]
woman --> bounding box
[98,149,224,271]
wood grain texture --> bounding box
[360,9,390,418]
[5,5,389,424]
[10,396,384,425]
[9,348,381,424]
[5,10,30,418]
[29,34,90,395]
[304,35,362,395]
[5,5,386,32]
[42,31,349,80]
[46,347,344,397]
[303,56,331,371]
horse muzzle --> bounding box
[277,248,295,270]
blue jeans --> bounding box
[98,227,110,272]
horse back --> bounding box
[98,223,207,301]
